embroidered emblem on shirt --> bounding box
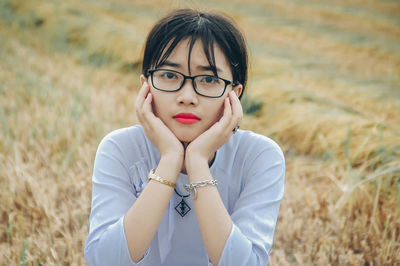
[175,198,191,217]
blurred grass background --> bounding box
[0,0,399,264]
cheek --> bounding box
[149,89,163,117]
[212,99,226,122]
[150,96,158,116]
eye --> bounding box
[199,75,220,84]
[160,71,178,79]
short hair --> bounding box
[141,9,248,99]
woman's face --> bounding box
[142,38,242,143]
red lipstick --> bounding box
[173,113,200,124]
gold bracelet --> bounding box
[147,169,175,188]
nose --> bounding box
[176,78,198,105]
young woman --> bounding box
[84,9,285,266]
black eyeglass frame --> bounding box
[147,69,234,98]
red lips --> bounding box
[173,113,200,124]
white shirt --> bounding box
[84,125,285,265]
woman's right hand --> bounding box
[135,78,184,164]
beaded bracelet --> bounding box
[184,180,218,200]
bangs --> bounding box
[153,21,219,77]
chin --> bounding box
[174,131,200,143]
[169,123,209,143]
[176,135,196,143]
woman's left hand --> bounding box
[185,91,243,175]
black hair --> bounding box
[141,9,248,99]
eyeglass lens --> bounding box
[152,70,225,97]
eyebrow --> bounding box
[159,60,180,68]
[196,65,223,73]
[159,60,223,74]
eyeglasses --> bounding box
[147,69,233,98]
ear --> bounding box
[140,74,148,86]
[233,84,243,98]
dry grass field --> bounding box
[1,0,400,265]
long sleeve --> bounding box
[84,127,285,265]
[84,131,152,266]
[217,138,285,266]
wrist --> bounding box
[185,154,209,176]
[157,154,184,181]
[159,142,184,160]
[161,150,184,164]
[185,149,215,169]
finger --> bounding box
[135,82,151,120]
[138,81,149,100]
[222,92,239,135]
[230,90,243,114]
[222,95,239,139]
[138,93,153,125]
[135,81,150,110]
[221,96,232,122]
[136,85,151,123]
[142,93,165,133]
[214,96,234,136]
[229,91,243,125]
[142,92,153,114]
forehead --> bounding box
[160,38,231,75]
